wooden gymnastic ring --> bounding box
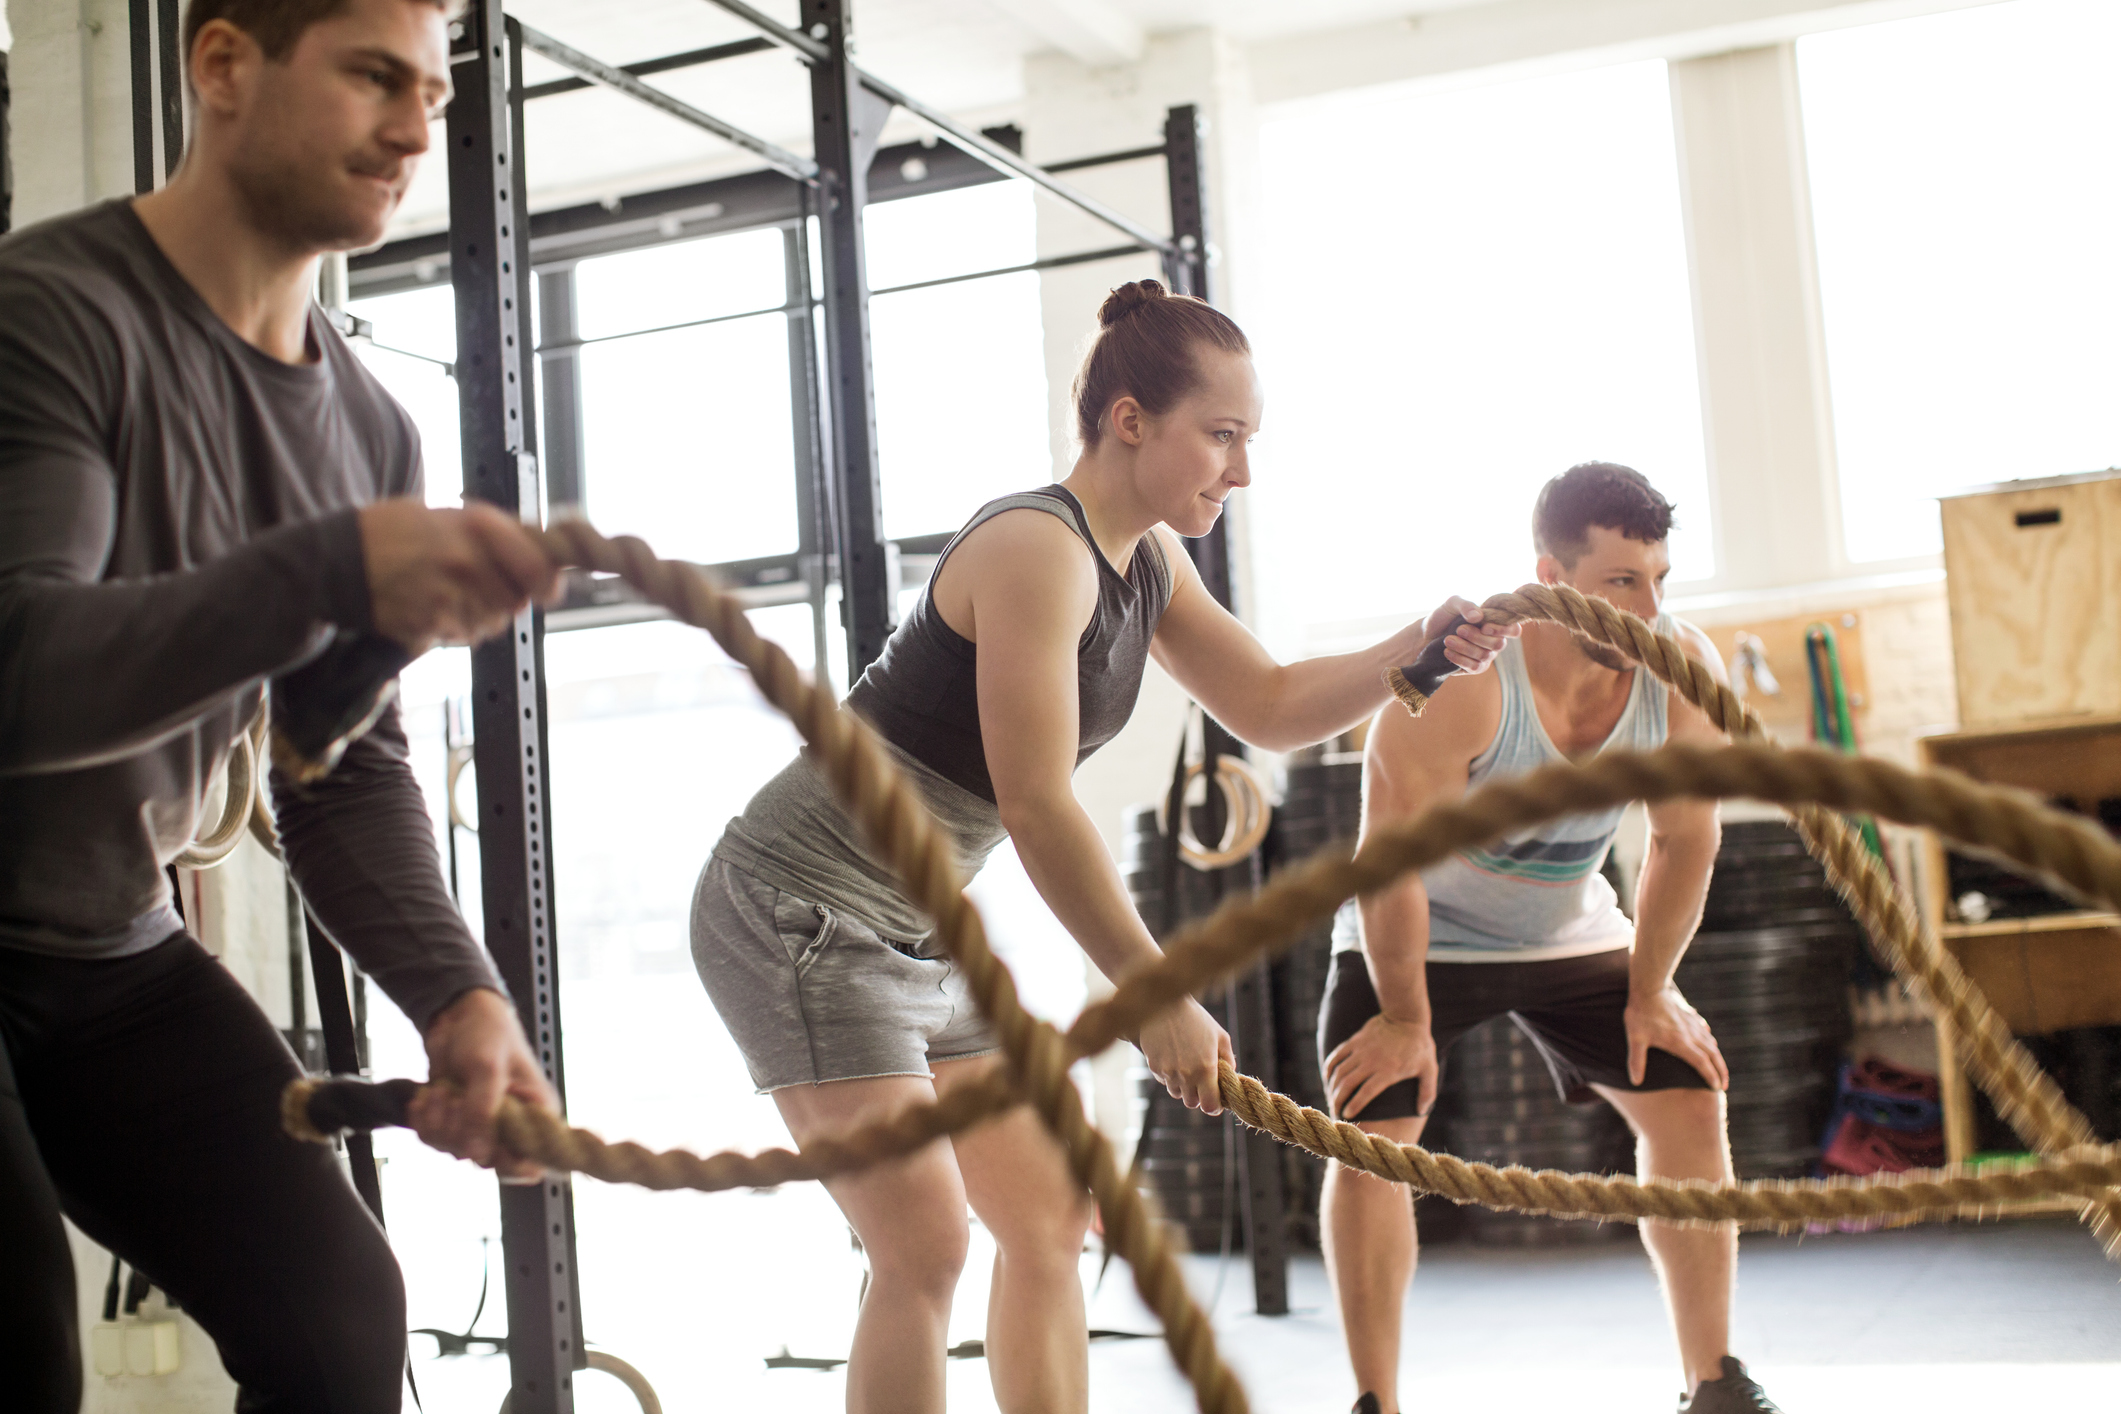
[175,726,256,869]
[498,1349,663,1414]
[447,742,478,834]
[246,714,283,860]
[1157,757,1272,870]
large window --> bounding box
[574,230,801,565]
[1799,0,2121,564]
[1248,59,1710,657]
[347,284,462,507]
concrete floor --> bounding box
[447,1214,2118,1413]
[1079,1219,2121,1414]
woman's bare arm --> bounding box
[1146,529,1512,752]
[942,510,1234,1111]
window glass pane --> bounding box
[348,285,463,507]
[1798,0,2121,563]
[1248,60,1709,657]
[574,227,787,341]
[578,313,798,563]
[866,184,1052,538]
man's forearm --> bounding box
[1628,832,1718,994]
[1359,882,1433,1020]
[274,704,504,1030]
[0,511,371,775]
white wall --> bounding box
[6,0,144,226]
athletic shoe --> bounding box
[1678,1356,1784,1413]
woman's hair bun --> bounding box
[1098,279,1167,327]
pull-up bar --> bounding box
[696,0,1178,258]
[702,0,830,63]
[856,69,1175,256]
[518,24,818,183]
[520,37,774,103]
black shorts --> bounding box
[1316,947,1713,1122]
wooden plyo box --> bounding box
[1915,714,2121,1164]
[1940,470,2121,728]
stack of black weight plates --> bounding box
[1122,802,1252,1253]
[1678,819,1860,1178]
[1121,803,1254,938]
[1438,1017,1634,1247]
[1266,754,1366,1249]
[1135,1080,1238,1254]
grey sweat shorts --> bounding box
[690,854,1002,1092]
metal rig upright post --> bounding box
[805,0,897,678]
[1164,102,1291,1317]
[449,5,581,1409]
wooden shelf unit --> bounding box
[1916,714,2121,1164]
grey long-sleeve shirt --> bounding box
[0,200,503,1029]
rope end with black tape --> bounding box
[1387,616,1469,718]
[283,1074,421,1145]
[1383,664,1429,716]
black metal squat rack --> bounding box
[419,3,1255,1407]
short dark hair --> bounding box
[1072,280,1251,447]
[182,0,456,65]
[1532,462,1676,566]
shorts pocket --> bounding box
[773,895,838,976]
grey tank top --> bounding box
[714,486,1173,942]
[1333,617,1674,962]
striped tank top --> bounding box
[1333,616,1673,962]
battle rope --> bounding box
[286,742,2121,1225]
[283,525,2121,1414]
[1397,585,2118,1249]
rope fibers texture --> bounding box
[285,524,2121,1414]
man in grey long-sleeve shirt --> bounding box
[0,2,565,1409]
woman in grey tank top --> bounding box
[690,281,1513,1412]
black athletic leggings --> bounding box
[0,933,405,1413]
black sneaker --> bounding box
[1351,1396,1382,1414]
[1678,1356,1784,1413]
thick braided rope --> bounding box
[530,522,1246,1414]
[299,1063,2121,1224]
[1068,745,2121,1070]
[1482,585,2114,1245]
[339,746,2121,1228]
[1217,1064,2121,1226]
[1489,585,2093,1153]
[1070,585,2119,1247]
[1053,746,2121,1245]
[497,527,2118,1414]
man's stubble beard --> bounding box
[227,101,400,255]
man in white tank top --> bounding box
[1317,465,1784,1414]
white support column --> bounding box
[1669,43,1844,591]
[1021,29,1264,854]
[1022,31,1261,1150]
[1024,29,1258,485]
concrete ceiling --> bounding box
[388,0,1512,233]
